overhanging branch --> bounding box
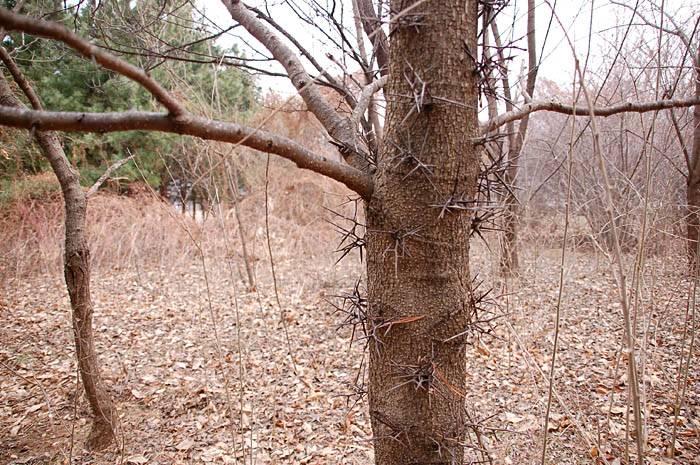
[483,97,700,134]
[0,106,374,199]
[0,8,185,116]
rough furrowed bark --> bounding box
[365,2,479,464]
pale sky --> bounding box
[196,0,698,106]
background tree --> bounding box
[482,0,538,275]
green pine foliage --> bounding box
[1,0,258,195]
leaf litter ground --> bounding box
[1,240,699,465]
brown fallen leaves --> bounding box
[1,239,699,464]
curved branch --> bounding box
[221,1,367,170]
[0,7,185,116]
[0,106,373,199]
[483,97,700,134]
[351,75,387,130]
[86,153,135,198]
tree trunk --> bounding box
[686,54,700,265]
[365,2,479,464]
[499,0,537,276]
[0,73,116,451]
[58,171,117,451]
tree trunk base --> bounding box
[85,418,115,451]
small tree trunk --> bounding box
[38,133,117,451]
[686,58,700,264]
[227,163,255,289]
[0,73,116,450]
[500,191,519,274]
[366,2,478,463]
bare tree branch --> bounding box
[484,97,700,134]
[0,106,373,199]
[0,44,42,108]
[351,75,387,132]
[86,153,136,198]
[0,5,374,197]
[221,1,367,170]
[0,7,185,116]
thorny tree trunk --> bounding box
[0,73,116,450]
[686,52,700,264]
[366,2,479,464]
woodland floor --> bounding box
[1,237,699,465]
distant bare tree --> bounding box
[482,0,538,275]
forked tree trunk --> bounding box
[365,2,479,463]
[0,73,115,451]
[57,170,116,451]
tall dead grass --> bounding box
[0,167,359,287]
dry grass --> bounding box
[2,168,697,465]
[0,165,358,287]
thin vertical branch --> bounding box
[264,154,298,375]
[540,71,577,465]
[670,262,698,456]
[544,2,646,461]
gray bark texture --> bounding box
[365,1,479,463]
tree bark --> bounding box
[685,51,700,264]
[0,72,115,451]
[365,2,479,464]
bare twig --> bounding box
[484,96,700,134]
[264,154,298,375]
[541,72,577,465]
[86,152,135,198]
